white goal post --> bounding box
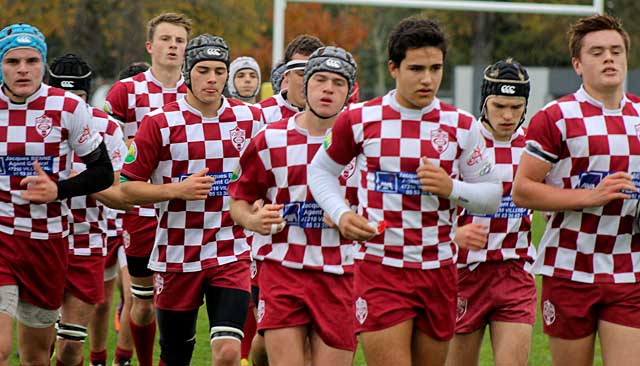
[272,0,605,65]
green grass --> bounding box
[11,212,603,365]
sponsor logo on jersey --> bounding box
[125,142,137,164]
[323,131,332,150]
[229,126,246,151]
[543,299,556,326]
[34,114,53,138]
[355,297,368,325]
[230,165,242,182]
[430,128,449,153]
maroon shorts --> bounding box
[66,254,106,305]
[541,276,640,339]
[0,232,67,310]
[105,236,122,269]
[257,260,356,351]
[122,212,157,258]
[154,260,251,311]
[455,260,536,334]
[353,260,457,341]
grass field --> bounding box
[11,212,604,365]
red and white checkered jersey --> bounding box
[457,126,535,271]
[255,92,301,124]
[525,87,640,284]
[323,90,495,270]
[68,106,128,256]
[105,69,186,217]
[105,207,124,238]
[0,85,102,239]
[121,97,264,272]
[228,114,359,274]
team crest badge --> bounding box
[430,128,449,154]
[35,115,53,138]
[123,230,131,249]
[250,261,257,279]
[355,297,368,325]
[543,300,556,326]
[112,149,122,165]
[230,126,247,151]
[257,299,265,323]
[456,297,468,322]
[341,158,356,180]
[154,273,164,295]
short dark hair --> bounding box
[147,12,193,42]
[284,34,324,62]
[388,16,447,67]
[118,61,150,80]
[568,14,630,59]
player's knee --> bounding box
[56,322,88,347]
[130,283,154,301]
[159,335,195,366]
[211,338,241,366]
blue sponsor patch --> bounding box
[472,195,529,218]
[0,155,54,176]
[179,171,232,197]
[577,170,640,199]
[374,171,429,195]
[281,201,327,229]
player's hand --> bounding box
[417,157,453,198]
[175,168,215,200]
[586,172,636,207]
[338,211,377,242]
[454,223,488,250]
[248,199,285,235]
[324,198,350,228]
[20,161,58,203]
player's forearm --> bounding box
[229,199,255,230]
[92,186,133,211]
[449,180,502,214]
[119,180,179,205]
[512,177,592,211]
[308,151,351,225]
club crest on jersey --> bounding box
[257,299,265,323]
[250,261,257,279]
[341,158,356,180]
[78,125,91,144]
[456,297,468,322]
[123,230,131,249]
[154,273,164,295]
[125,142,137,164]
[112,149,122,165]
[229,126,246,151]
[466,146,483,166]
[543,300,556,326]
[35,115,53,138]
[430,128,449,154]
[355,297,368,325]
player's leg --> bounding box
[156,308,198,366]
[309,328,353,366]
[541,276,598,366]
[126,255,156,366]
[249,263,268,366]
[488,262,536,366]
[489,322,532,366]
[89,254,119,366]
[411,327,451,366]
[599,320,640,365]
[16,301,59,366]
[56,292,96,366]
[264,326,307,366]
[115,247,134,366]
[240,300,256,365]
[360,319,413,366]
[0,285,18,366]
[446,328,485,366]
[205,285,250,366]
